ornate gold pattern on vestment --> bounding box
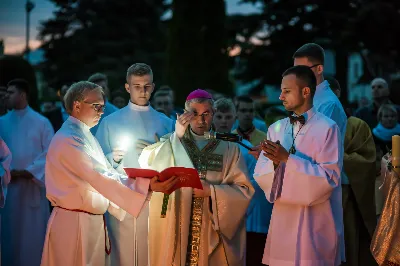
[182,130,222,266]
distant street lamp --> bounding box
[25,0,35,62]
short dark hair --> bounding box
[325,76,341,92]
[235,95,254,110]
[282,65,317,97]
[293,43,325,65]
[88,73,108,84]
[126,63,153,81]
[7,79,30,94]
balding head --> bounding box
[371,78,390,100]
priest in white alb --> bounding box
[41,81,178,266]
[0,79,54,266]
[254,66,344,266]
[139,89,254,266]
[96,63,174,266]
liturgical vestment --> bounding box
[41,116,150,266]
[96,101,174,266]
[342,116,377,266]
[139,129,254,266]
[0,106,54,266]
[255,107,345,266]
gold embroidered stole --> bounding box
[181,131,223,266]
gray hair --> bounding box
[185,98,214,111]
[126,63,153,82]
[64,81,104,115]
[214,98,236,114]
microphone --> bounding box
[204,131,253,151]
[204,131,242,142]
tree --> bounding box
[166,0,230,104]
[39,0,168,92]
[231,0,400,104]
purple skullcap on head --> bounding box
[186,89,212,101]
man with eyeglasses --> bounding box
[139,89,254,266]
[95,63,174,266]
[42,81,176,266]
[354,78,400,129]
[0,79,54,266]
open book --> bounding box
[123,167,203,194]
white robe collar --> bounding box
[128,101,151,112]
[10,106,30,117]
[67,116,91,132]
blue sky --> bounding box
[0,0,262,54]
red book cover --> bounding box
[123,167,203,194]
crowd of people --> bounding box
[0,42,399,266]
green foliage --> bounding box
[232,0,400,102]
[166,0,230,104]
[39,0,168,92]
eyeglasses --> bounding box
[309,64,322,69]
[83,101,105,112]
[184,109,212,119]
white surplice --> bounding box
[139,130,254,266]
[0,106,54,266]
[96,101,174,266]
[41,116,151,266]
[0,137,11,266]
[254,107,345,266]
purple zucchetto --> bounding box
[186,89,213,101]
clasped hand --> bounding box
[261,140,289,164]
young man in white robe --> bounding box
[139,89,254,266]
[213,97,272,266]
[41,81,178,266]
[254,65,344,266]
[96,63,174,266]
[0,137,11,266]
[0,79,54,266]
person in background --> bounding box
[152,90,175,120]
[232,95,267,146]
[372,104,400,154]
[158,85,183,116]
[42,84,70,132]
[213,97,272,266]
[0,79,54,266]
[327,76,377,266]
[88,73,119,135]
[0,87,7,116]
[111,89,128,109]
[355,78,400,129]
[232,96,268,133]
